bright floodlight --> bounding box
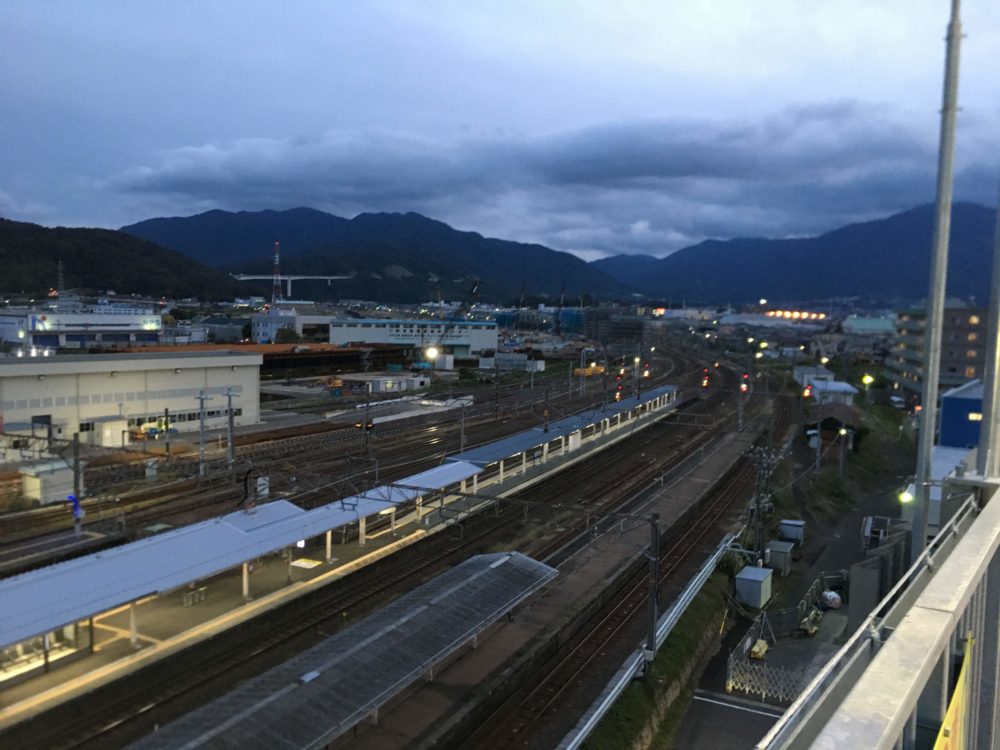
[747,337,754,344]
[820,356,830,365]
[899,490,914,504]
[862,374,874,385]
[759,298,767,305]
[425,346,440,360]
[839,428,848,436]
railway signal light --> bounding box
[802,384,813,399]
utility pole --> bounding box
[814,419,822,470]
[72,432,82,538]
[644,512,660,674]
[838,425,847,477]
[460,402,467,452]
[225,389,235,469]
[633,355,642,401]
[163,408,171,457]
[364,388,372,456]
[737,388,744,432]
[494,363,500,419]
[749,447,780,557]
[195,391,212,477]
[543,388,550,433]
[601,344,609,412]
[912,0,963,564]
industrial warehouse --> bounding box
[0,385,678,734]
[0,351,262,445]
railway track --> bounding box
[2,360,737,749]
[461,380,797,750]
[466,462,756,750]
[0,353,699,547]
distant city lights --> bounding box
[765,310,827,320]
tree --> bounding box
[275,327,302,344]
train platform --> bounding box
[342,428,759,749]
[132,552,559,750]
[0,387,680,730]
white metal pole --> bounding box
[225,388,235,468]
[977,192,1000,479]
[913,0,963,563]
[195,391,212,477]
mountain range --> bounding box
[592,203,996,303]
[2,203,994,304]
[123,209,622,302]
[0,219,244,299]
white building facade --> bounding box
[0,304,162,351]
[328,319,497,356]
[0,351,262,443]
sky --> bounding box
[1,1,998,260]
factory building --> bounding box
[0,299,162,350]
[0,351,262,445]
[251,309,334,343]
[328,319,498,357]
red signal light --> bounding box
[803,385,813,399]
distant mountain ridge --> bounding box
[592,203,996,303]
[0,219,244,299]
[118,202,998,304]
[123,209,625,302]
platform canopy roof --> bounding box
[0,460,482,648]
[450,383,676,467]
[131,552,557,750]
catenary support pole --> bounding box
[913,0,963,563]
[977,192,1000,479]
[195,391,212,477]
[644,512,660,674]
[72,432,82,538]
[225,389,235,469]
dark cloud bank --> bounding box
[108,102,996,260]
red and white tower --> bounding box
[271,241,282,304]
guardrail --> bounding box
[758,484,1000,749]
[558,532,736,750]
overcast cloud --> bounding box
[2,1,998,259]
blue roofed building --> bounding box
[939,379,984,449]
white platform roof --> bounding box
[810,380,858,394]
[0,460,482,648]
[131,552,557,750]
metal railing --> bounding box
[757,485,1000,749]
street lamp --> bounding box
[820,356,830,365]
[425,346,439,361]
